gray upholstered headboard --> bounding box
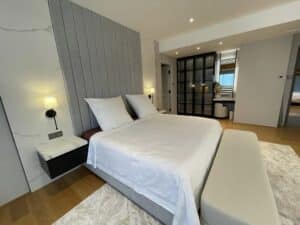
[48,0,143,135]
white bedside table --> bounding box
[37,136,88,179]
[159,109,167,114]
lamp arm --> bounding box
[45,109,58,130]
[53,116,58,130]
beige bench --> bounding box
[201,129,280,225]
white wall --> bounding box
[0,99,29,205]
[141,38,177,112]
[234,35,292,127]
[141,36,159,107]
[0,0,159,192]
[160,54,177,113]
[0,0,74,191]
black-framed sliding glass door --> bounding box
[177,52,216,117]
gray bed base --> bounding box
[85,164,174,225]
[85,133,222,225]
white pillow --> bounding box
[125,94,157,118]
[85,96,133,131]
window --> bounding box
[217,49,238,97]
[219,72,235,87]
[219,50,237,87]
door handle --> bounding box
[278,74,294,80]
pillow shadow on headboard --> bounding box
[48,0,143,135]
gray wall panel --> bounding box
[61,0,92,132]
[48,0,143,134]
[48,0,84,133]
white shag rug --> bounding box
[53,142,300,225]
[260,142,299,225]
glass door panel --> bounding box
[177,53,215,116]
[205,55,214,68]
[186,58,194,71]
[195,70,203,83]
[203,105,213,116]
[205,68,214,81]
[186,104,193,114]
[178,104,184,114]
[177,83,185,97]
[194,94,203,105]
[178,72,185,82]
[177,92,185,104]
[186,71,193,83]
[194,105,202,115]
[195,57,203,70]
[204,93,213,105]
[178,60,185,71]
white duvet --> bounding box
[87,114,222,225]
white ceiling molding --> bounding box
[159,0,300,53]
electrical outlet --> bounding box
[48,131,63,140]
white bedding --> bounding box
[87,114,222,225]
[292,92,300,104]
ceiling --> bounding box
[71,0,298,39]
[164,20,300,58]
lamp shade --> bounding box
[150,88,155,94]
[44,96,58,109]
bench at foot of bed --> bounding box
[201,129,280,225]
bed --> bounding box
[291,92,300,105]
[86,113,222,225]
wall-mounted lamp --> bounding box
[148,88,155,104]
[44,96,58,130]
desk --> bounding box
[213,97,235,103]
[213,98,235,118]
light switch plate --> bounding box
[48,131,63,140]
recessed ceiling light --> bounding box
[196,47,200,50]
[175,51,179,55]
[189,17,195,23]
[219,41,223,45]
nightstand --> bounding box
[37,136,88,179]
[159,109,167,114]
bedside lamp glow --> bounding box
[44,96,58,109]
[147,87,155,104]
[44,97,58,130]
[150,88,155,94]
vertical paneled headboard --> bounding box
[48,0,143,135]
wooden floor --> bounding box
[0,167,104,225]
[289,105,300,115]
[1,120,299,225]
[220,120,300,156]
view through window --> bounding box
[218,49,238,97]
[219,72,235,87]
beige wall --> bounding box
[0,0,74,191]
[141,38,177,113]
[141,37,159,107]
[160,54,177,113]
[234,35,292,127]
[0,1,160,191]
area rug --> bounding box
[260,142,299,225]
[53,142,300,225]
